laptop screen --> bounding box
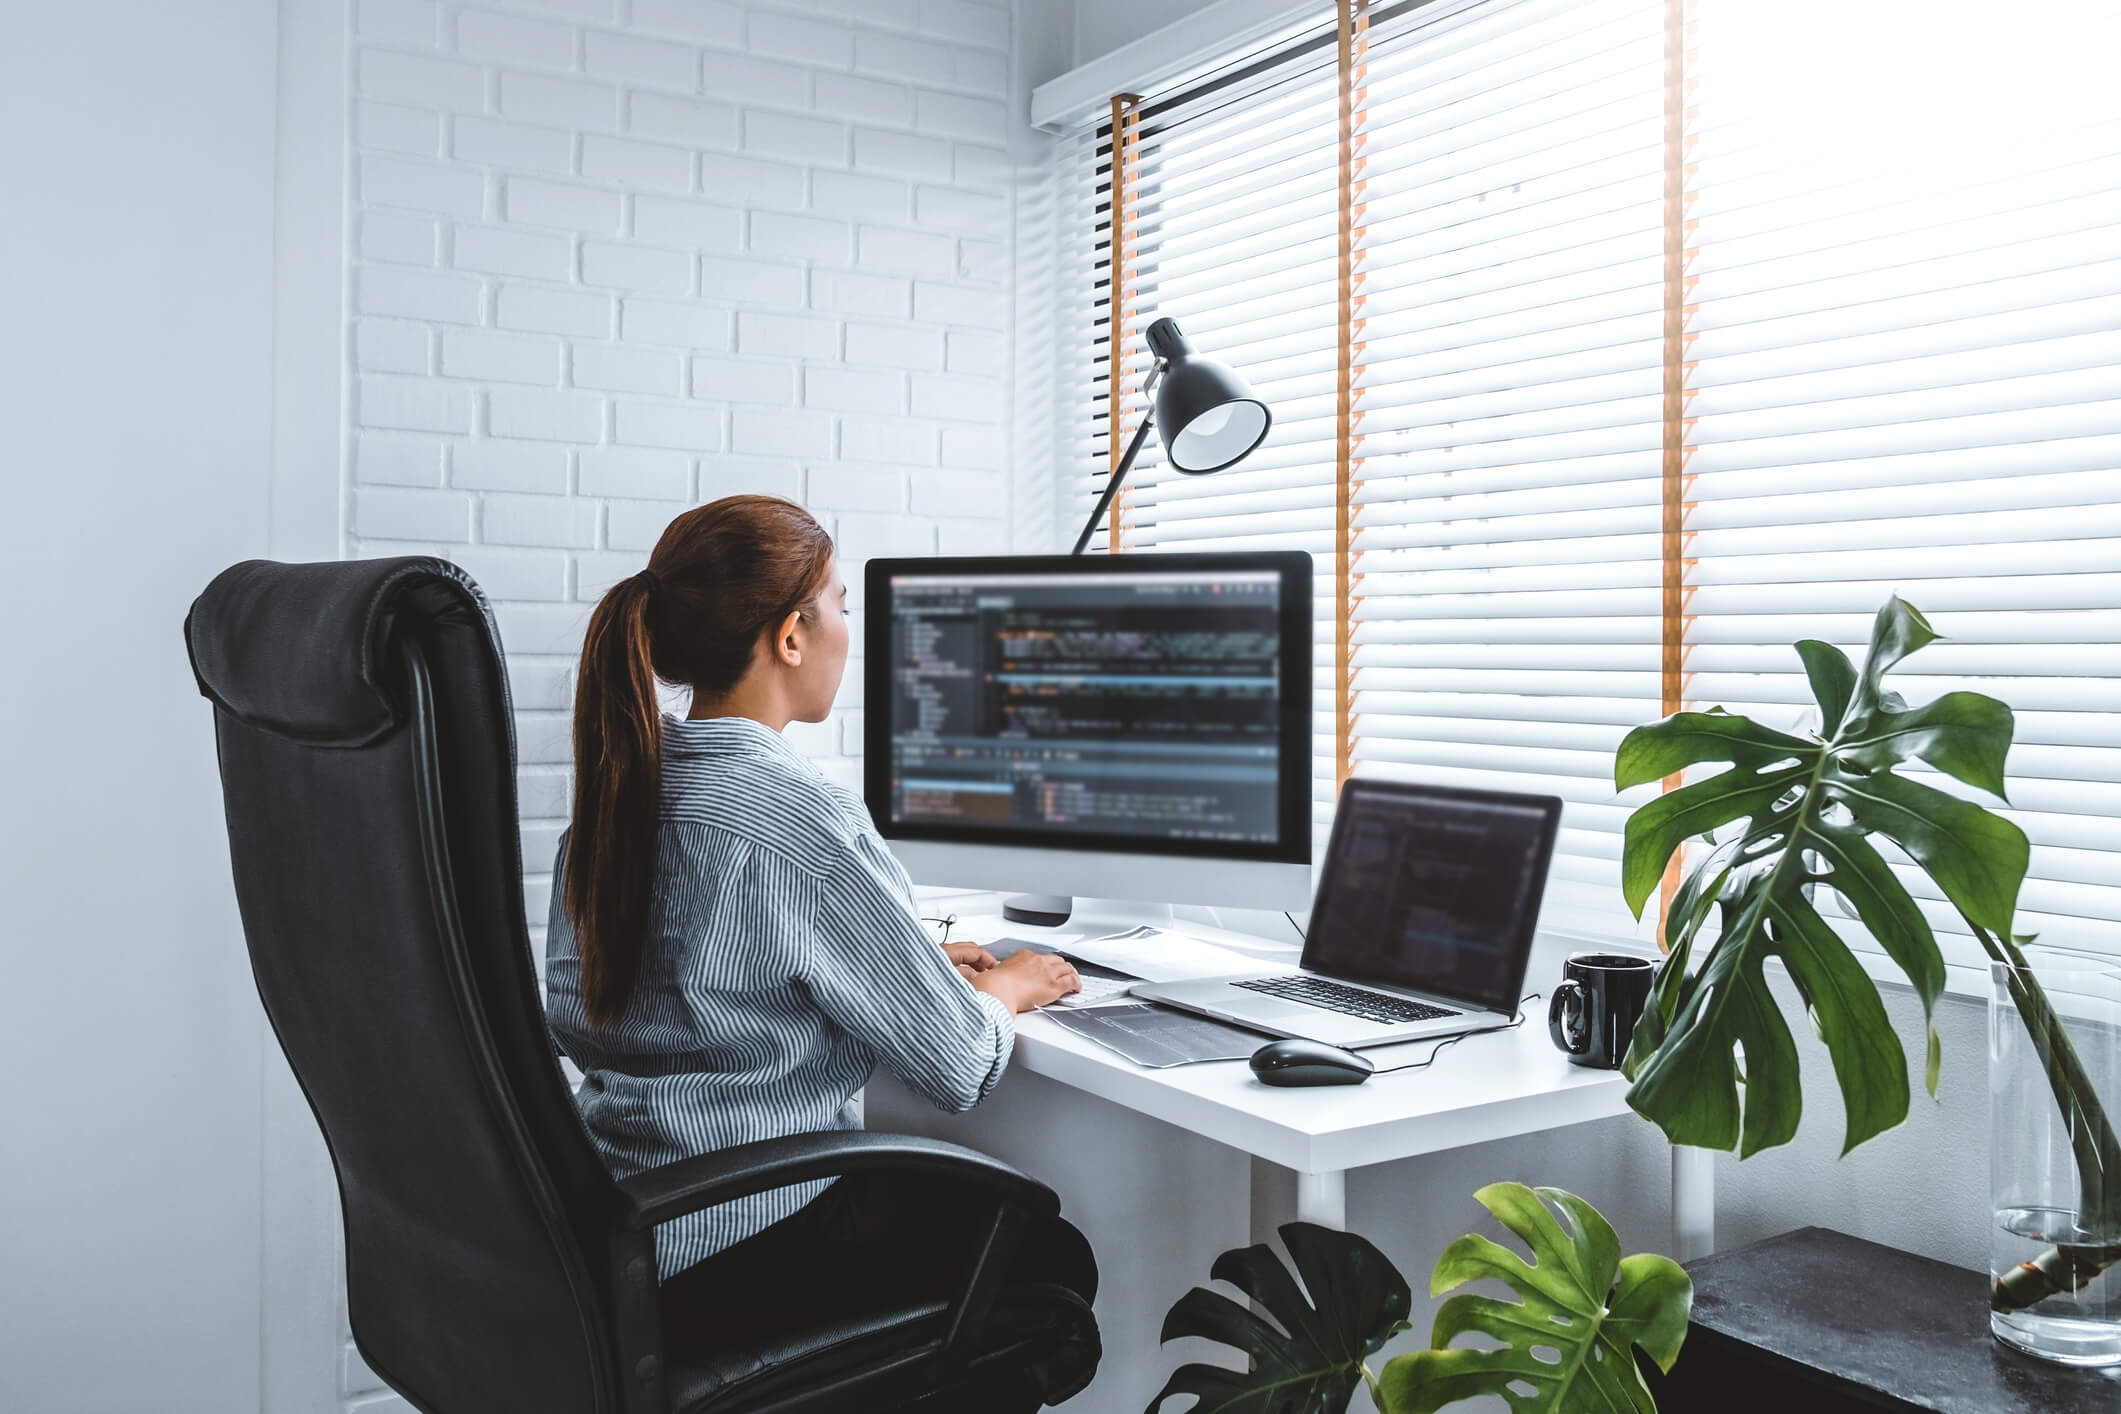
[1304,781,1559,1014]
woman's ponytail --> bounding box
[558,495,835,1028]
[564,570,663,1028]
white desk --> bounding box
[983,909,1637,1228]
[885,899,1705,1228]
[862,897,1726,1412]
[866,899,1701,1411]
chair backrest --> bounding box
[186,558,648,1414]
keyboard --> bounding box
[1233,974,1459,1026]
[1049,964,1137,1009]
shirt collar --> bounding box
[661,714,817,773]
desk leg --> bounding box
[1250,1158,1349,1242]
[1672,1145,1715,1261]
[1297,1170,1346,1230]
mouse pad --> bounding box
[1044,1001,1269,1068]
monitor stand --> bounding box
[1001,894,1073,927]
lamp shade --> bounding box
[1146,317,1271,473]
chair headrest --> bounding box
[185,557,498,745]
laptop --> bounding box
[1132,779,1561,1049]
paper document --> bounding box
[985,934,1138,1009]
[1044,1001,1266,1068]
[1064,925,1277,985]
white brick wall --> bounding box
[340,2,1017,1404]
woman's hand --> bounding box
[943,941,997,975]
[970,949,1081,1014]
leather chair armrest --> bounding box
[614,1130,1061,1231]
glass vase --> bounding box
[1989,948,2121,1366]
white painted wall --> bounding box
[0,3,281,1411]
[340,0,1020,878]
[3,0,1039,1406]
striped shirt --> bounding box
[545,714,1015,1276]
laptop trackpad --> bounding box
[1236,998,1317,1022]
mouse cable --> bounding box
[1369,993,1544,1075]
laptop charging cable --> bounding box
[1279,912,1544,1076]
[1366,992,1544,1075]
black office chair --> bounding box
[184,557,1099,1414]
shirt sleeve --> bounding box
[796,827,1016,1114]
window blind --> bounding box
[1673,0,2121,964]
[1072,38,1342,557]
[1070,0,2121,964]
[1346,0,1670,944]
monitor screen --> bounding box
[865,553,1312,864]
[1304,780,1560,1013]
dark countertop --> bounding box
[1671,1226,2118,1413]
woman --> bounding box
[544,494,1095,1376]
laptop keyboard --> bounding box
[1234,974,1460,1026]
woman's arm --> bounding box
[798,831,1067,1112]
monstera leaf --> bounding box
[1146,1221,1411,1414]
[1616,597,2027,1156]
[1377,1184,1690,1413]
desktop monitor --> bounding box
[864,551,1314,920]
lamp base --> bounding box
[1001,894,1073,927]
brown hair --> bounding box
[562,494,835,1027]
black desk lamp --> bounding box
[1071,316,1272,555]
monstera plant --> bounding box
[1379,1186,1689,1414]
[1146,1219,1411,1414]
[1615,598,2120,1311]
[1147,1187,1690,1414]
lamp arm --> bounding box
[1070,361,1166,556]
[1071,412,1158,554]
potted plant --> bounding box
[1614,598,2118,1360]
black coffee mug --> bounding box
[1548,952,1657,1069]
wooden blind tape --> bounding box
[1108,93,1141,552]
[1335,0,1370,791]
[1658,0,1698,941]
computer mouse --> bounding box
[1249,1038,1375,1087]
